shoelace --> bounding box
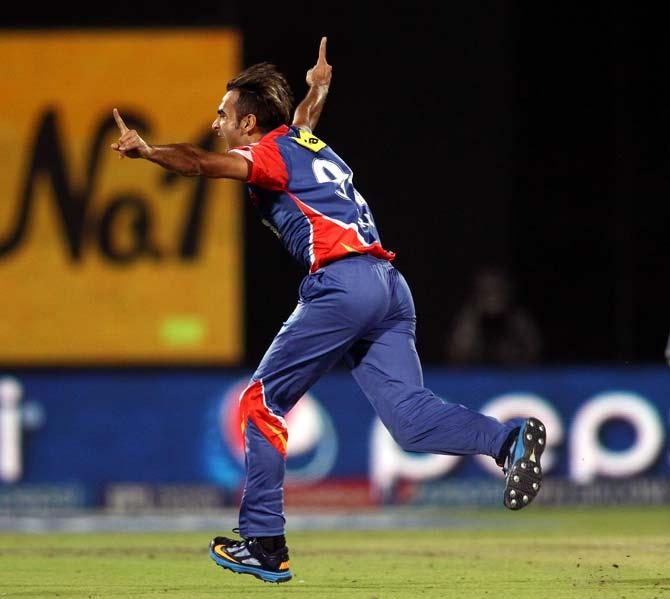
[220,528,287,557]
[218,528,246,547]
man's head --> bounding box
[212,62,294,148]
[473,267,513,316]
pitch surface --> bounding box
[1,506,668,598]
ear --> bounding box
[241,114,257,134]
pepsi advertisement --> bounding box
[0,368,668,508]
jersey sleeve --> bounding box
[229,137,289,191]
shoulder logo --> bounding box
[291,129,327,153]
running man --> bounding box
[111,37,546,584]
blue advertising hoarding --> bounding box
[0,368,668,507]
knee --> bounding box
[382,391,437,451]
[389,424,422,452]
[238,379,258,428]
[386,393,442,452]
[239,379,288,458]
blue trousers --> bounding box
[238,255,516,537]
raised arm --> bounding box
[292,37,332,132]
[110,108,249,180]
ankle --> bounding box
[496,427,519,467]
[256,535,286,553]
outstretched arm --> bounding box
[110,109,249,180]
[292,37,332,132]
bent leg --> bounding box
[239,266,387,537]
[346,323,516,458]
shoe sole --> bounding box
[209,547,292,584]
[504,417,546,510]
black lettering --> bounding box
[0,109,149,261]
[1,110,86,259]
[98,195,161,264]
[161,129,218,260]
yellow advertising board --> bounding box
[0,30,243,364]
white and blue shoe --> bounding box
[209,535,292,583]
[503,417,546,510]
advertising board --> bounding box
[0,30,243,364]
[0,368,668,507]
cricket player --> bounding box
[111,37,546,584]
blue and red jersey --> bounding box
[230,125,395,272]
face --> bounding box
[475,272,511,315]
[211,90,245,149]
[212,89,262,148]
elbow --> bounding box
[183,150,204,177]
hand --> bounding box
[306,37,332,89]
[110,108,152,159]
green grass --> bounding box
[1,507,669,598]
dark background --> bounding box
[7,2,668,367]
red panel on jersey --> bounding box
[239,379,288,458]
[289,193,396,272]
[234,126,290,191]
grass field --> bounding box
[1,506,669,598]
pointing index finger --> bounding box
[317,36,328,64]
[113,108,129,134]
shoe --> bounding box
[209,534,292,583]
[503,417,546,510]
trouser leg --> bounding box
[238,263,386,537]
[345,272,516,459]
[238,328,346,536]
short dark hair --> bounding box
[226,63,294,132]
